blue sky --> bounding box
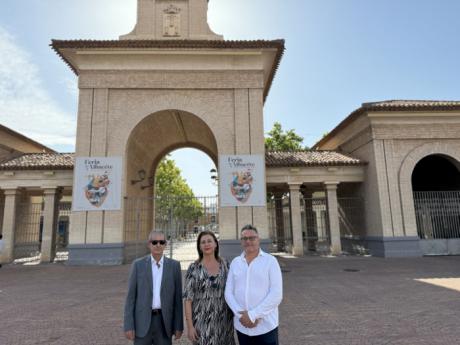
[1,0,459,195]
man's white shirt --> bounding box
[151,255,164,309]
[224,249,283,336]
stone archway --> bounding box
[125,109,218,199]
[123,110,219,261]
[399,142,460,254]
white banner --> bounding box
[73,157,122,211]
[219,155,266,207]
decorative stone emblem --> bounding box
[163,4,181,37]
[164,4,181,14]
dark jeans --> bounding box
[237,328,279,345]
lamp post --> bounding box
[210,168,218,185]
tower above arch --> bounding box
[120,0,223,40]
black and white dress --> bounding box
[184,259,236,345]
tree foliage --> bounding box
[154,157,203,226]
[265,121,307,151]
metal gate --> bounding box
[14,202,43,259]
[301,197,330,253]
[414,191,460,255]
[54,201,71,262]
[267,195,292,252]
[124,195,218,265]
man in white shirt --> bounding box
[225,224,283,345]
[124,231,183,345]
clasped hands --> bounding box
[238,310,260,328]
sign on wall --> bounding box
[73,157,123,211]
[219,155,266,207]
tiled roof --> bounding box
[50,39,285,102]
[265,151,364,167]
[0,151,362,170]
[361,100,460,110]
[314,100,460,149]
[0,153,74,171]
[50,39,285,51]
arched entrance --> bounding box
[412,154,460,255]
[123,110,219,263]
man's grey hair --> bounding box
[148,230,166,241]
[240,224,258,234]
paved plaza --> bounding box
[1,255,460,345]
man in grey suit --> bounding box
[124,231,183,344]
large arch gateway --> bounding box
[52,0,284,264]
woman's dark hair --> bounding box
[196,230,220,261]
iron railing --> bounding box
[267,195,292,252]
[300,197,330,252]
[124,195,218,261]
[338,197,366,239]
[414,191,460,239]
[56,202,71,250]
[14,202,43,259]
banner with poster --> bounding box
[219,155,266,207]
[73,157,122,211]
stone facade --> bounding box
[50,1,284,264]
[316,103,460,257]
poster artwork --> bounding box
[220,155,266,207]
[73,157,122,211]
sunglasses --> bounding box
[151,240,166,246]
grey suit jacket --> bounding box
[124,255,184,338]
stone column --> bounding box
[41,188,61,263]
[289,183,304,256]
[273,192,285,252]
[301,189,313,251]
[0,189,20,263]
[325,182,341,255]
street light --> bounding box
[131,169,146,185]
[210,168,218,185]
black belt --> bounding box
[152,309,161,315]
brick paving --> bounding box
[0,256,459,345]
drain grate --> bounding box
[343,268,360,272]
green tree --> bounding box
[265,121,307,151]
[154,157,203,229]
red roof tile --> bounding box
[314,100,460,149]
[0,151,362,170]
[0,153,74,170]
[265,151,364,167]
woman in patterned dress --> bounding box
[184,230,236,345]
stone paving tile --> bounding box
[0,256,460,345]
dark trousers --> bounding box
[134,312,171,345]
[237,328,279,345]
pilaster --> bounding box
[289,183,304,256]
[41,188,62,263]
[325,182,342,255]
[0,189,20,263]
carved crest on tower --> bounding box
[164,4,181,14]
[163,4,181,37]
